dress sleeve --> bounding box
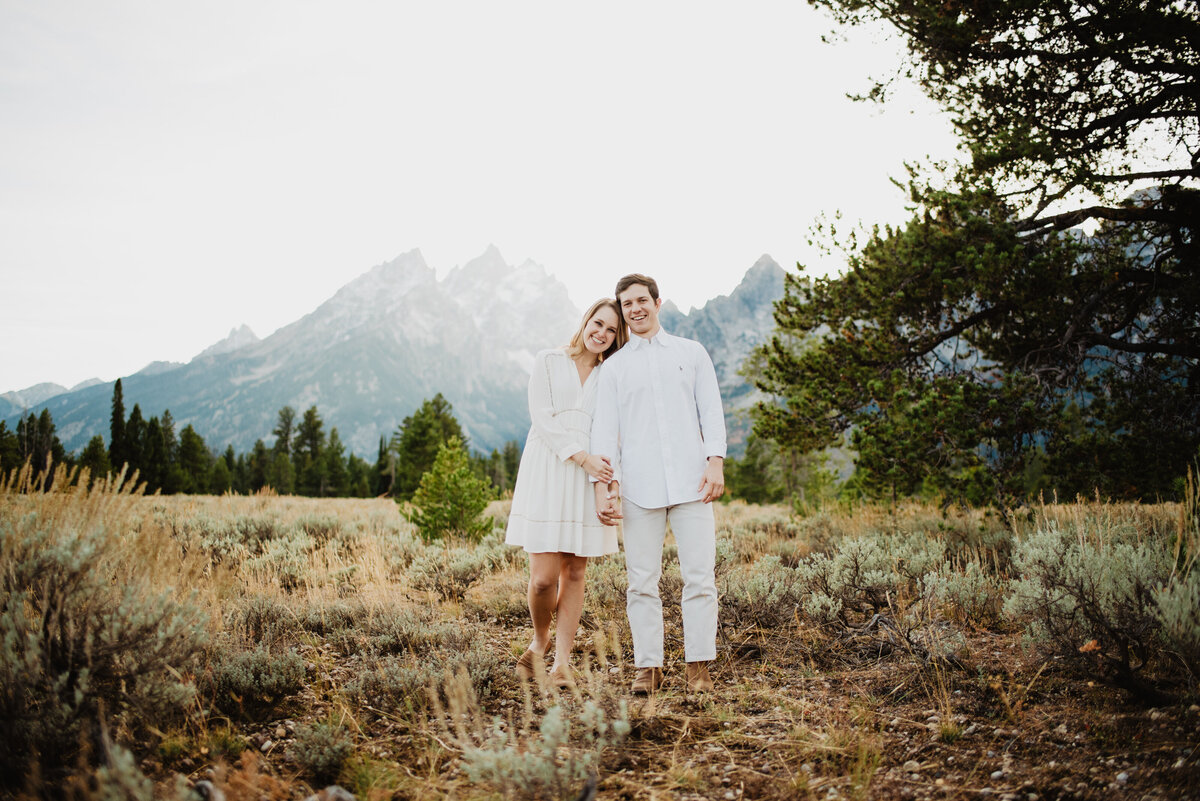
[590,362,621,483]
[529,351,584,462]
[693,344,727,460]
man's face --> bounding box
[618,283,662,338]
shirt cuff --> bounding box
[558,444,582,463]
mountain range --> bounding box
[3,249,786,456]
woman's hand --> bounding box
[574,452,613,482]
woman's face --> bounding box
[582,305,621,355]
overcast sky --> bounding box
[0,1,960,393]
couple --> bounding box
[504,273,726,695]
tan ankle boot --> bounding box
[630,667,663,695]
[686,661,713,692]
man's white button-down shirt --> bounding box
[590,328,726,509]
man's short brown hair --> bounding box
[615,273,659,302]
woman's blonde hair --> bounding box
[566,298,627,361]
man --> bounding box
[591,273,726,695]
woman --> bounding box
[505,298,627,688]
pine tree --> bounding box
[178,424,211,494]
[0,421,19,479]
[109,379,126,471]
[392,394,466,499]
[78,435,112,487]
[272,406,296,457]
[294,406,327,495]
[324,427,349,496]
[408,437,496,542]
[125,405,146,480]
[248,439,269,492]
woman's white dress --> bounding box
[505,348,618,556]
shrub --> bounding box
[720,555,805,630]
[1003,523,1175,698]
[410,543,505,601]
[442,670,630,801]
[346,640,508,718]
[245,530,315,593]
[923,558,1008,629]
[291,720,355,784]
[0,516,206,784]
[795,534,945,627]
[330,605,472,658]
[1153,571,1200,677]
[207,644,306,716]
[407,437,496,542]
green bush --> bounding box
[0,518,206,784]
[795,534,946,627]
[460,700,630,801]
[346,640,508,718]
[720,555,804,630]
[1003,523,1174,697]
[923,558,1007,629]
[410,543,505,601]
[291,720,355,784]
[407,437,496,542]
[207,644,306,716]
[330,605,472,657]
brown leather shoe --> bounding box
[686,661,714,692]
[516,642,552,680]
[631,667,663,695]
[549,663,575,690]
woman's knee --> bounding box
[529,573,558,595]
[562,557,588,584]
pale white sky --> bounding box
[0,1,960,393]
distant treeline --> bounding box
[0,380,521,499]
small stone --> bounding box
[890,717,902,728]
[260,739,273,753]
[275,725,287,738]
[1117,772,1129,783]
[724,793,735,801]
[964,723,978,735]
[935,778,945,786]
[1150,710,1164,721]
[192,781,225,801]
[318,789,355,801]
[1047,761,1057,768]
[990,770,1005,780]
[1188,704,1199,714]
[926,714,940,722]
[1053,723,1069,736]
[903,760,922,772]
[1175,758,1187,769]
[979,791,993,798]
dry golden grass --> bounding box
[2,468,1197,800]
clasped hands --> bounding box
[591,457,726,527]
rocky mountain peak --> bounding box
[193,324,260,361]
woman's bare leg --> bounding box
[527,552,561,653]
[552,554,589,669]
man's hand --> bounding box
[594,480,622,526]
[698,457,725,503]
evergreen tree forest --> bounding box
[0,381,522,499]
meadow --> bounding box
[2,464,1198,800]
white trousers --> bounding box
[622,499,718,667]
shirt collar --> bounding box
[628,327,671,350]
